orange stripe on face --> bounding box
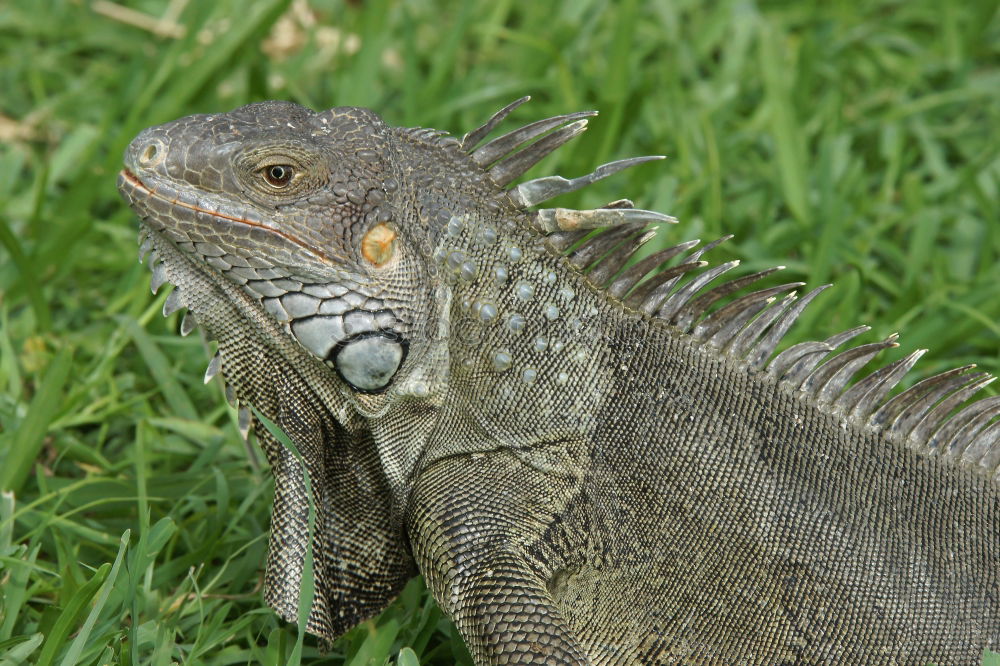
[119,169,338,264]
[361,223,397,267]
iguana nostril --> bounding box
[138,140,165,168]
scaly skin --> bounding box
[119,100,1000,664]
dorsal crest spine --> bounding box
[461,98,1000,480]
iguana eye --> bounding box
[262,164,294,187]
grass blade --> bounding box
[757,16,809,224]
[0,633,45,665]
[120,316,198,421]
[33,562,112,666]
[0,215,50,332]
[0,348,73,493]
[58,530,131,666]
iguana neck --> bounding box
[424,201,618,457]
[337,130,617,480]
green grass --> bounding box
[1,0,998,663]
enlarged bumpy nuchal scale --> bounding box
[119,98,999,664]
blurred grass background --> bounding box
[1,0,999,663]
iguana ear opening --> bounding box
[360,222,399,267]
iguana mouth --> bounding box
[117,168,335,264]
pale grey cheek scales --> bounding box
[289,315,345,357]
[165,226,409,393]
[283,301,408,393]
[268,289,406,393]
[214,257,407,392]
[223,262,407,392]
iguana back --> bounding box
[489,318,999,661]
[118,98,999,664]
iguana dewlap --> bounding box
[118,98,1000,664]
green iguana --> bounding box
[118,98,999,664]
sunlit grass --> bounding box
[1,0,998,662]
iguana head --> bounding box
[119,100,443,395]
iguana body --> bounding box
[118,99,1000,664]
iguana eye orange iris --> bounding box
[361,223,397,266]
